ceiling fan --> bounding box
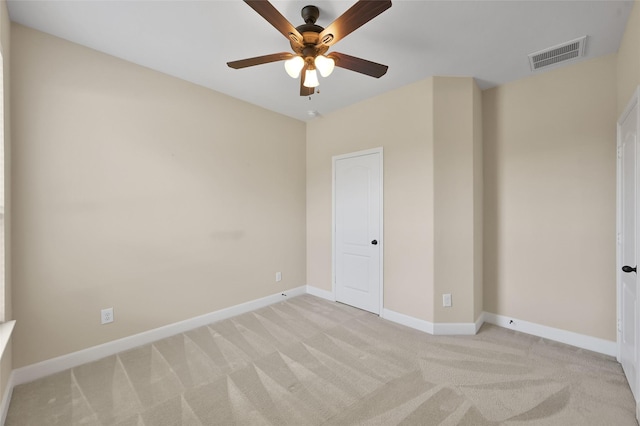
[227,0,392,96]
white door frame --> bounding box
[617,86,640,409]
[332,147,384,314]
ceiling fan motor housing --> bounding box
[289,5,330,59]
[301,5,320,24]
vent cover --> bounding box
[528,36,587,71]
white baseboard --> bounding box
[280,286,307,298]
[379,308,615,356]
[0,371,14,426]
[483,312,617,357]
[305,285,335,301]
[12,287,306,387]
[381,308,435,334]
[381,309,483,336]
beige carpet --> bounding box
[6,294,637,425]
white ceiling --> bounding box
[7,0,634,122]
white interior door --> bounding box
[619,88,639,401]
[333,149,382,314]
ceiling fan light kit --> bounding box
[303,68,320,88]
[285,54,333,87]
[227,0,392,96]
[284,55,304,78]
[314,54,335,77]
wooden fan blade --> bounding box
[245,0,304,46]
[319,0,391,47]
[227,52,293,69]
[329,52,388,78]
[300,64,315,96]
[300,83,315,96]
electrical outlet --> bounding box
[276,272,282,282]
[442,293,452,308]
[101,307,114,324]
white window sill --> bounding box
[0,320,14,359]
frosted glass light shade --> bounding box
[314,55,335,77]
[284,56,304,78]
[303,69,320,88]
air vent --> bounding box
[528,36,587,71]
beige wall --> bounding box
[0,0,10,406]
[307,76,482,325]
[618,0,640,115]
[0,0,8,324]
[432,77,482,324]
[11,24,306,368]
[483,54,617,341]
[306,78,435,322]
[473,82,483,321]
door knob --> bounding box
[622,265,637,273]
[371,240,378,245]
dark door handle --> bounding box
[622,265,637,273]
[371,240,378,245]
